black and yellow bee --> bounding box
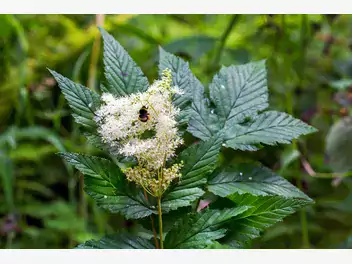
[138,106,150,122]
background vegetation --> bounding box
[1,14,352,249]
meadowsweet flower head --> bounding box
[95,68,184,196]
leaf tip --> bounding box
[47,68,57,77]
[158,45,165,53]
[158,46,169,60]
[56,152,67,158]
[47,69,65,83]
[98,26,108,36]
[259,58,267,64]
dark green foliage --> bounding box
[208,163,312,200]
[164,207,250,249]
[174,137,223,189]
[50,26,315,249]
[49,70,101,132]
[99,27,149,96]
[1,14,351,250]
[188,60,316,150]
[224,111,317,151]
[77,233,155,249]
[223,193,313,248]
[159,47,193,111]
[60,153,155,219]
[209,61,268,128]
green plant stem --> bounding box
[151,215,160,249]
[142,189,159,248]
[88,14,105,91]
[211,14,240,73]
[157,197,164,249]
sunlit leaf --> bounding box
[209,61,268,128]
[100,27,149,97]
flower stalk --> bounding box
[157,196,164,249]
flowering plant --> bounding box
[49,28,317,249]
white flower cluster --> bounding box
[94,69,184,196]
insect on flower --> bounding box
[138,106,150,122]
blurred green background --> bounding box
[1,14,352,249]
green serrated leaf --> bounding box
[208,163,311,200]
[158,47,206,129]
[77,233,155,249]
[159,47,192,110]
[176,136,223,189]
[99,27,149,97]
[187,83,221,140]
[83,132,107,150]
[160,137,222,212]
[59,152,121,186]
[223,193,313,248]
[83,131,119,154]
[209,61,268,129]
[187,61,268,141]
[224,111,317,151]
[164,206,250,249]
[49,70,100,131]
[132,224,155,240]
[60,153,155,219]
[187,61,317,149]
[162,187,205,212]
